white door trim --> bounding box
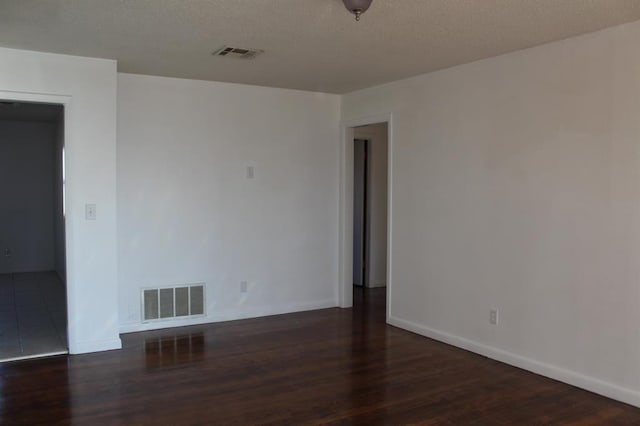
[0,89,74,351]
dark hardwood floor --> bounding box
[1,287,639,425]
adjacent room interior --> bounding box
[1,0,640,423]
[352,122,388,314]
[0,101,67,361]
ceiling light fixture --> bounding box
[342,0,373,21]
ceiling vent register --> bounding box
[212,46,263,59]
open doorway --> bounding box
[0,100,68,361]
[352,123,388,318]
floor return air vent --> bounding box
[142,284,205,322]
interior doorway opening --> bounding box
[351,122,389,316]
[0,100,68,361]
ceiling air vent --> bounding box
[212,46,263,59]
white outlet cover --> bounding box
[240,281,248,293]
[85,203,97,220]
[490,309,499,325]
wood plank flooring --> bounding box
[1,287,639,424]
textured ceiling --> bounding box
[1,0,640,93]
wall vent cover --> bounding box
[212,46,263,59]
[142,283,205,322]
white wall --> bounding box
[0,120,55,273]
[0,47,120,354]
[117,73,340,332]
[342,21,640,406]
[354,123,388,287]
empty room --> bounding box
[1,0,640,424]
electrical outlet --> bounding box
[490,309,499,325]
[3,248,10,257]
[85,203,97,220]
[246,166,255,179]
[240,281,248,293]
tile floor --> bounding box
[0,271,68,361]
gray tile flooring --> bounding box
[0,271,68,361]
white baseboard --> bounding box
[119,299,337,334]
[69,337,122,354]
[388,315,640,408]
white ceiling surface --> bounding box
[0,102,63,122]
[1,1,640,94]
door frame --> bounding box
[0,89,73,350]
[338,113,393,319]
